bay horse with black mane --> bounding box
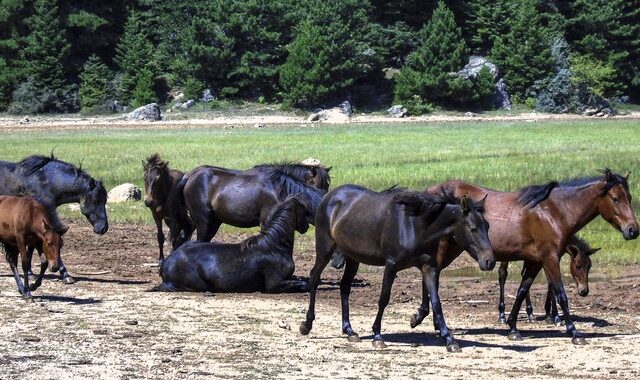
[158,195,310,292]
[299,184,495,352]
[0,196,63,299]
[168,162,329,249]
[416,170,637,345]
[0,154,108,283]
[142,153,184,263]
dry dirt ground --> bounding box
[1,222,640,379]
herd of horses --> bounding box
[0,153,637,352]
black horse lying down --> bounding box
[158,195,310,293]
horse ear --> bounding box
[326,166,332,172]
[42,219,51,233]
[566,244,579,257]
[142,160,148,170]
[603,168,613,182]
[460,195,469,213]
[588,247,601,256]
[625,171,631,180]
[310,167,317,177]
[479,194,488,208]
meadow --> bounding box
[1,118,639,264]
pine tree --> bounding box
[79,54,114,112]
[0,0,32,109]
[490,0,555,102]
[466,0,513,54]
[394,1,486,111]
[115,9,156,105]
[132,68,157,107]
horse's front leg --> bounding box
[154,214,165,264]
[17,239,33,300]
[410,278,430,328]
[506,262,542,341]
[28,246,47,292]
[370,260,398,348]
[498,261,508,323]
[544,260,585,345]
[422,264,459,352]
[57,257,75,284]
[544,283,561,326]
[339,257,361,342]
[6,246,26,296]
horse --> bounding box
[498,235,599,326]
[0,196,63,299]
[299,185,495,352]
[168,162,329,250]
[0,154,108,283]
[142,153,184,263]
[158,195,311,292]
[417,170,637,345]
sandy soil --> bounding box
[1,222,639,379]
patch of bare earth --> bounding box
[1,222,640,379]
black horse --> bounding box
[168,163,329,249]
[158,195,310,292]
[299,185,495,352]
[0,154,109,283]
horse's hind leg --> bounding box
[340,257,361,342]
[544,263,585,345]
[544,283,561,326]
[300,231,334,336]
[506,262,542,341]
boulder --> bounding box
[200,89,215,102]
[493,78,512,110]
[458,56,498,80]
[127,103,162,121]
[108,183,142,203]
[180,99,196,109]
[307,107,350,123]
[301,157,323,166]
[387,105,408,118]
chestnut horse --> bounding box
[168,163,329,250]
[158,195,310,292]
[0,196,63,299]
[419,170,637,344]
[142,153,184,263]
[299,185,494,352]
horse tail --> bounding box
[517,181,559,208]
[167,176,192,250]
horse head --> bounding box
[290,194,311,234]
[452,195,495,271]
[597,169,638,240]
[142,154,169,209]
[41,219,63,272]
[567,243,599,297]
[80,178,109,235]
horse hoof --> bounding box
[507,332,523,341]
[372,339,387,349]
[299,322,311,336]
[28,284,40,292]
[446,343,461,353]
[62,276,76,285]
[410,315,419,329]
[497,317,506,324]
[22,294,33,302]
[347,334,361,343]
[526,316,535,324]
[572,337,587,345]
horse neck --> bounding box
[154,170,177,206]
[549,182,604,235]
[250,207,298,256]
[414,204,460,248]
[48,169,89,205]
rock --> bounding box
[173,92,185,103]
[19,116,30,124]
[307,107,351,123]
[200,89,215,102]
[338,100,353,117]
[67,203,81,212]
[253,123,265,128]
[583,107,598,116]
[595,111,605,117]
[301,158,323,166]
[180,100,196,110]
[277,320,291,330]
[493,78,512,110]
[458,56,498,80]
[464,112,478,117]
[108,183,142,203]
[388,105,408,118]
[127,103,162,121]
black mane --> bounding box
[517,181,559,208]
[254,162,331,190]
[267,167,326,211]
[241,196,302,252]
[144,153,169,172]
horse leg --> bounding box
[154,214,165,264]
[58,257,75,284]
[28,246,47,292]
[371,261,398,348]
[329,251,346,269]
[340,257,361,342]
[506,262,542,341]
[410,279,430,328]
[6,246,26,296]
[422,264,459,352]
[195,217,221,243]
[544,262,585,345]
[17,239,33,300]
[299,236,334,336]
[544,283,561,326]
[498,261,508,323]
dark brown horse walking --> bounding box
[0,196,64,299]
[168,163,329,249]
[299,185,495,352]
[419,170,637,344]
[142,153,184,263]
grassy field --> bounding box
[1,118,639,264]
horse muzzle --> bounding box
[94,223,109,235]
[144,198,156,208]
[622,225,639,240]
[578,286,589,297]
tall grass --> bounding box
[1,119,639,264]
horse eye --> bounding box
[612,196,619,203]
[470,227,478,233]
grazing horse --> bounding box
[142,153,184,263]
[158,195,310,292]
[0,154,108,283]
[0,196,63,299]
[418,171,637,344]
[299,185,495,352]
[168,163,329,249]
[498,236,599,326]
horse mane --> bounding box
[145,153,169,172]
[559,171,629,194]
[17,154,58,176]
[254,162,331,190]
[393,187,462,220]
[241,196,303,252]
[517,181,559,208]
[266,167,326,210]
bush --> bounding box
[131,69,157,107]
[9,78,78,114]
[182,77,205,101]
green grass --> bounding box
[1,118,639,264]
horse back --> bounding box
[0,195,48,243]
